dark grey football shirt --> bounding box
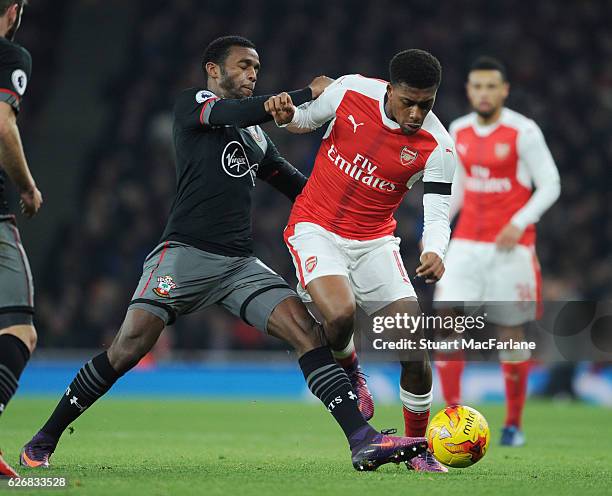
[162,87,311,257]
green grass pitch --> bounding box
[1,398,610,495]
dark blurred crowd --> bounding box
[21,0,612,349]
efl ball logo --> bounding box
[305,256,318,273]
[400,146,418,167]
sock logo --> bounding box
[0,403,4,413]
[70,395,87,413]
[348,391,357,401]
[327,395,343,412]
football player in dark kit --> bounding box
[21,36,428,472]
[0,0,42,479]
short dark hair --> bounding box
[202,35,256,68]
[0,0,26,15]
[389,49,442,89]
[469,56,508,81]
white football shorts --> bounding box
[434,239,542,326]
[284,222,417,315]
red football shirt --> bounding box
[287,75,456,240]
[449,108,560,246]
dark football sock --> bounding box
[0,334,30,416]
[40,351,122,440]
[299,346,376,448]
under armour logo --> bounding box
[348,114,364,133]
[70,396,87,413]
[0,403,4,413]
[348,391,358,400]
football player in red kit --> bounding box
[434,57,560,446]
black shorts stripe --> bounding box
[129,298,177,326]
[0,306,34,315]
[423,182,452,195]
[239,284,291,326]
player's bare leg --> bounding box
[21,309,165,468]
[304,276,355,350]
[0,325,37,353]
[267,296,426,470]
[497,324,530,447]
[266,296,328,355]
[304,276,374,420]
[0,325,37,479]
[106,309,166,373]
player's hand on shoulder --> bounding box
[308,75,335,99]
[20,185,42,218]
[495,222,523,251]
[416,252,444,284]
[265,92,296,125]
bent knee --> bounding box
[108,337,148,373]
[108,309,164,373]
[26,326,37,352]
[0,325,37,354]
[268,298,327,354]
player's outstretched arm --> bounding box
[269,76,351,133]
[0,102,42,218]
[176,77,333,131]
[206,87,313,128]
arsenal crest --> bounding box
[400,146,418,167]
[153,275,177,298]
[495,143,511,160]
[305,256,318,273]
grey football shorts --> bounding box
[0,218,34,328]
[129,241,297,332]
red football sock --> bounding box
[403,407,430,437]
[501,361,530,428]
[435,350,464,405]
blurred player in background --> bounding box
[267,49,456,472]
[0,0,42,479]
[433,57,561,446]
[21,36,429,473]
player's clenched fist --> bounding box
[20,185,43,218]
[416,252,445,283]
[495,222,523,251]
[264,93,296,125]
